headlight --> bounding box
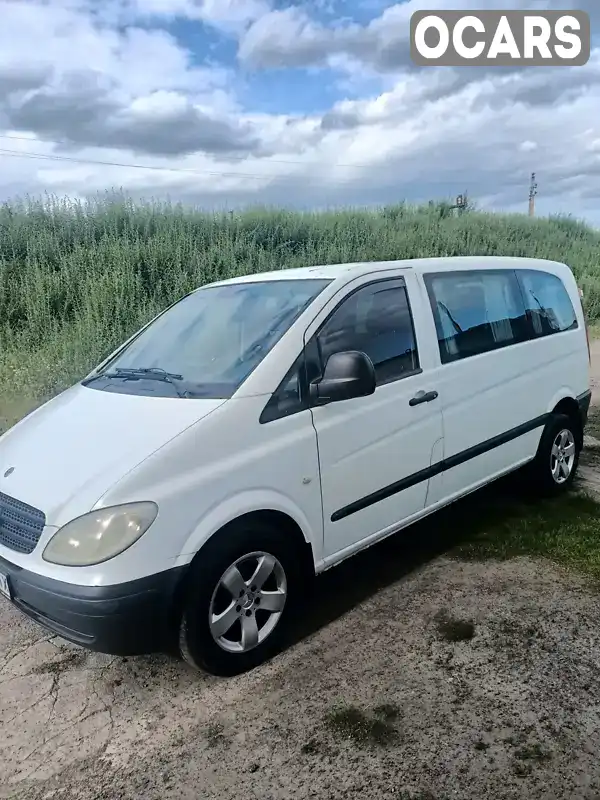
[42,502,158,567]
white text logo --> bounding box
[410,10,590,66]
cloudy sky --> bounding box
[0,0,599,220]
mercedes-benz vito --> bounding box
[0,256,591,675]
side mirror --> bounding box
[309,351,376,406]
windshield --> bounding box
[85,278,331,399]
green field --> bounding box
[2,194,600,433]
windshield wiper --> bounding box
[112,367,184,379]
[86,367,188,398]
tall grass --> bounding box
[1,193,600,431]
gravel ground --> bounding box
[2,347,600,800]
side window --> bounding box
[517,269,578,337]
[315,280,420,386]
[259,354,307,424]
[425,270,529,364]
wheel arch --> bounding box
[551,395,583,447]
[167,506,317,638]
[196,508,315,569]
[177,490,319,563]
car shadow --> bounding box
[288,475,531,647]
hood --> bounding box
[0,383,225,525]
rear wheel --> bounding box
[525,413,580,497]
[178,519,308,676]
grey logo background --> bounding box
[410,10,590,67]
[3,467,14,478]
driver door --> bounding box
[306,273,444,561]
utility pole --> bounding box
[528,172,537,217]
[450,192,468,215]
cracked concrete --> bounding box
[1,345,600,799]
[3,554,600,800]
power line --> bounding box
[0,133,384,174]
[0,147,473,199]
[0,143,445,188]
[0,144,394,186]
[0,138,475,196]
[0,147,291,181]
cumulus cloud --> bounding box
[0,0,261,156]
[131,0,270,26]
[0,0,599,224]
[45,0,271,29]
[239,0,598,73]
[5,73,259,156]
[22,63,600,221]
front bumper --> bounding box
[0,555,185,656]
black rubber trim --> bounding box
[331,412,551,522]
[0,555,186,655]
[577,390,592,427]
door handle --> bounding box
[409,390,438,407]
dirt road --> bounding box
[3,350,600,800]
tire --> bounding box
[178,518,309,677]
[525,412,581,497]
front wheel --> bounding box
[524,413,580,497]
[178,520,307,676]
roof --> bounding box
[205,256,569,288]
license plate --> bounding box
[0,571,11,600]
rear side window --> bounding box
[517,269,578,337]
[316,279,420,386]
[424,270,529,364]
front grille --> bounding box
[0,492,46,554]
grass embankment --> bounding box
[2,195,600,430]
[1,195,600,576]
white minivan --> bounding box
[0,256,591,676]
